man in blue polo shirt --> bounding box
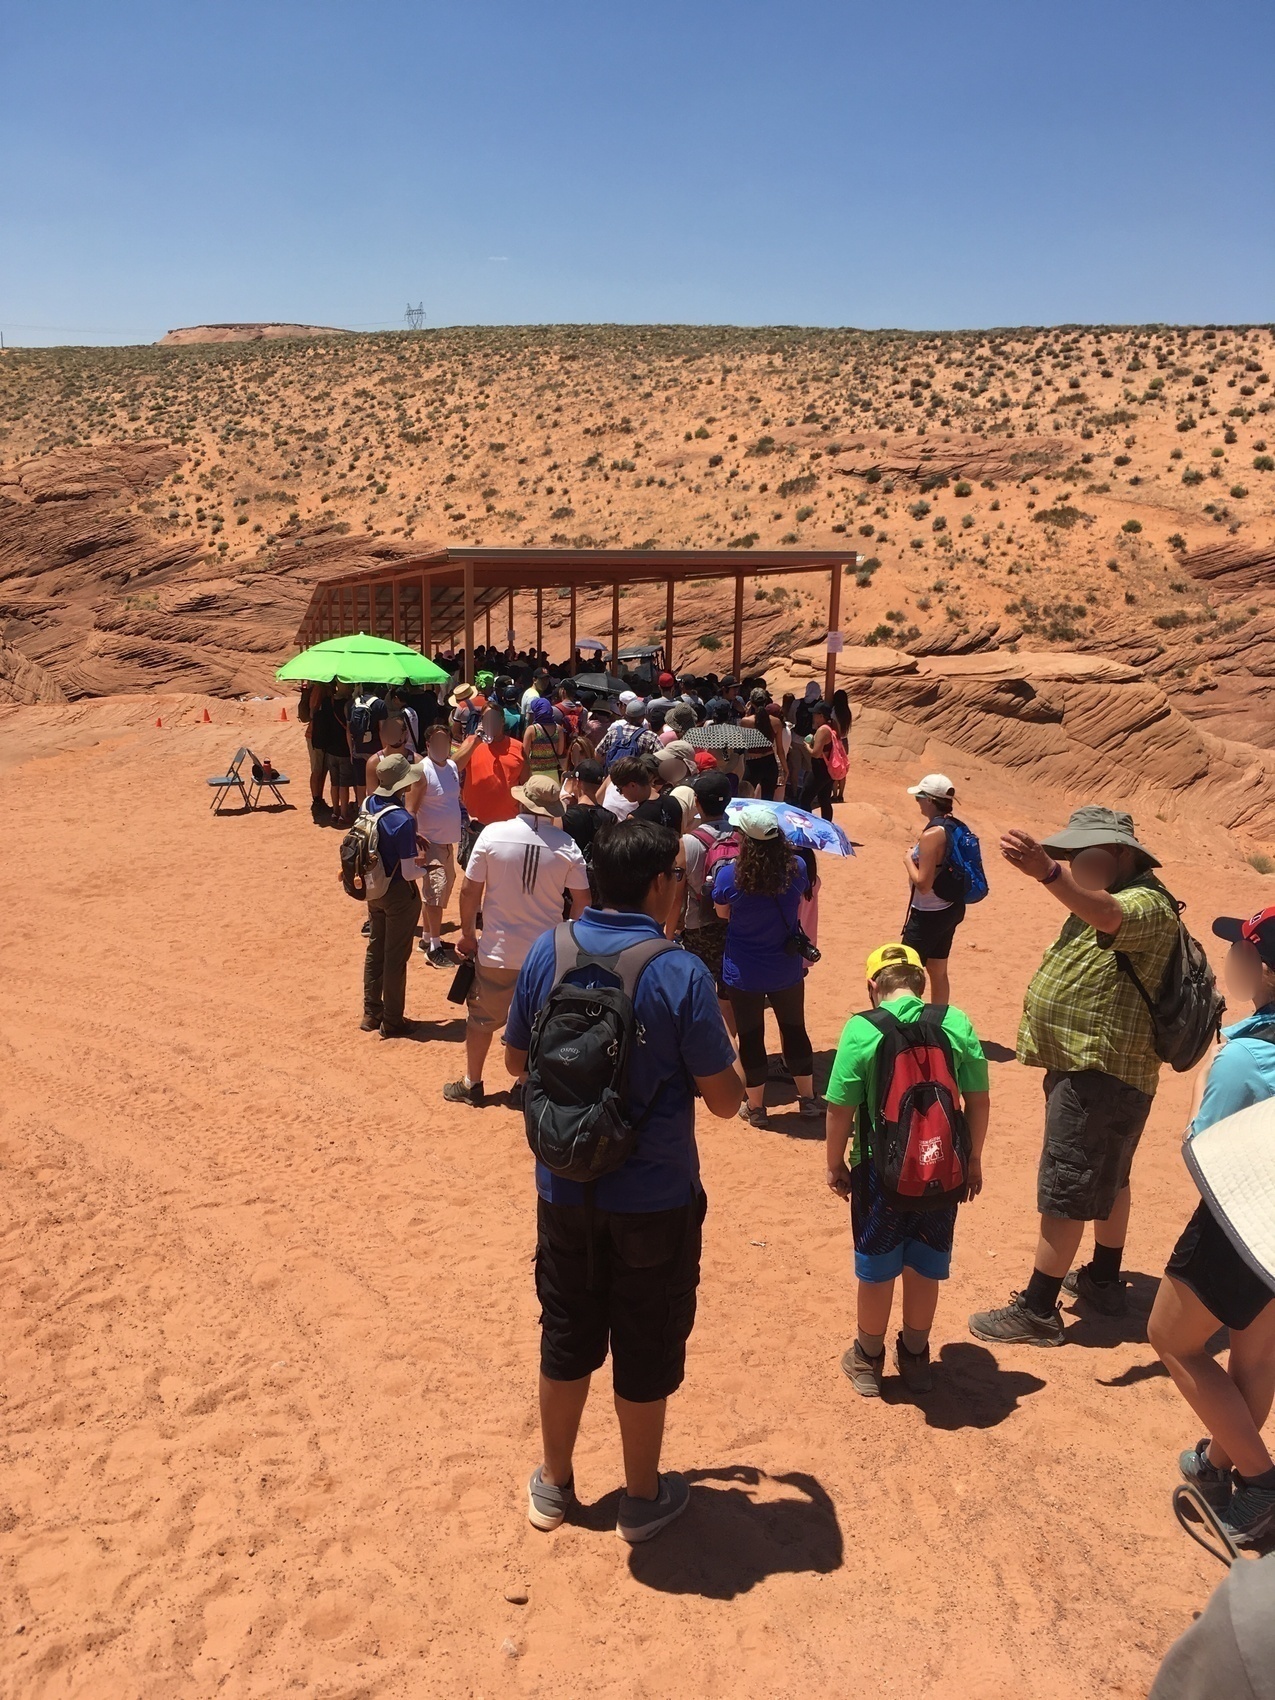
[504,820,742,1544]
[361,752,427,1039]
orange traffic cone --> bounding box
[202,708,211,723]
[279,706,288,721]
[155,717,162,728]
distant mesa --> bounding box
[157,323,348,346]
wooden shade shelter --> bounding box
[293,546,855,698]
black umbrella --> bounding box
[687,724,775,754]
[567,671,627,694]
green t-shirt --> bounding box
[825,993,990,1164]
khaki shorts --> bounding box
[419,841,457,908]
[467,963,520,1031]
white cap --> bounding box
[907,772,956,801]
[619,690,638,705]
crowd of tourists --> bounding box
[299,644,1275,1568]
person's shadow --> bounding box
[577,1466,843,1598]
[902,1342,1046,1430]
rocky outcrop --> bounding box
[158,324,349,345]
[775,644,1275,846]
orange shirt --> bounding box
[463,739,524,824]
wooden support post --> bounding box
[391,578,401,644]
[611,582,620,676]
[665,579,675,673]
[485,604,492,648]
[463,562,475,684]
[536,587,543,655]
[732,570,745,679]
[507,587,515,652]
[421,575,432,657]
[825,561,843,702]
[569,584,577,662]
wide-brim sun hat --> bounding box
[1184,1097,1275,1288]
[1041,804,1161,868]
[372,754,425,797]
[907,773,956,801]
[511,774,565,819]
[449,684,477,707]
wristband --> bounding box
[1041,860,1063,885]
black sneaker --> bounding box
[426,944,454,968]
[361,919,371,936]
[1221,1479,1275,1550]
[443,1078,485,1107]
[1063,1263,1128,1316]
[379,1019,421,1040]
[895,1335,934,1394]
[1179,1438,1232,1513]
[968,1292,1065,1347]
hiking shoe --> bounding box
[509,1080,525,1112]
[527,1467,574,1532]
[359,1014,381,1032]
[443,1078,485,1107]
[616,1472,690,1544]
[1220,1480,1275,1550]
[840,1342,884,1397]
[895,1335,934,1395]
[738,1102,768,1128]
[798,1095,826,1120]
[1063,1263,1128,1316]
[361,919,372,936]
[425,943,454,968]
[379,1020,420,1040]
[1179,1439,1233,1513]
[767,1055,795,1082]
[968,1292,1065,1347]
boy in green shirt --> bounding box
[825,944,991,1396]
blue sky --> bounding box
[2,0,1271,344]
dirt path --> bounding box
[1,696,1264,1699]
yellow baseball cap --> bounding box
[865,942,923,979]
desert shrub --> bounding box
[1231,485,1249,498]
[1182,468,1205,485]
[1254,454,1275,472]
[795,505,815,522]
[1122,519,1143,533]
[746,435,776,456]
[1114,454,1131,466]
[1153,610,1190,629]
[699,633,722,650]
[1032,505,1083,528]
[931,514,947,531]
[907,499,930,519]
[728,531,759,549]
[694,426,710,439]
[1167,533,1187,551]
[778,473,817,497]
[1248,854,1275,875]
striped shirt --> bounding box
[464,813,590,969]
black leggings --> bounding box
[728,982,814,1088]
[799,759,834,821]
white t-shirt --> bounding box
[466,813,590,968]
[415,756,462,846]
[601,783,639,820]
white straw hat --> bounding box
[1184,1097,1275,1288]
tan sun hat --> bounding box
[449,683,477,708]
[372,752,424,797]
[511,773,565,820]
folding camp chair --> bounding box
[208,747,250,813]
[245,751,292,810]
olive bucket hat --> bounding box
[1041,805,1160,868]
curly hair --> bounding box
[734,832,797,896]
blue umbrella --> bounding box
[725,800,855,857]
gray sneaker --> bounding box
[840,1341,884,1397]
[738,1102,768,1129]
[968,1292,1065,1347]
[798,1095,826,1120]
[1221,1479,1275,1550]
[1179,1438,1232,1513]
[1063,1263,1128,1316]
[527,1467,574,1532]
[616,1472,690,1544]
[895,1335,934,1394]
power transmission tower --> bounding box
[405,302,425,331]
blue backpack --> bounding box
[603,722,648,772]
[934,817,989,905]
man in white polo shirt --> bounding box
[445,773,590,1108]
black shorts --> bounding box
[744,754,780,796]
[1167,1200,1275,1332]
[535,1192,706,1403]
[1037,1070,1153,1221]
[901,903,965,963]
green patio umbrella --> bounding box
[276,632,449,687]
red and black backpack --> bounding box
[859,1004,972,1211]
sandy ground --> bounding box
[2,694,1270,1700]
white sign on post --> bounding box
[826,631,845,654]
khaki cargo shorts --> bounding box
[419,841,457,908]
[467,963,520,1031]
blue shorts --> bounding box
[850,1159,957,1285]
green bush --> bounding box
[1032,505,1084,528]
[954,480,972,497]
[1254,454,1275,472]
[795,505,815,522]
[1230,485,1249,499]
[1122,519,1143,533]
[699,633,722,650]
[1167,533,1187,550]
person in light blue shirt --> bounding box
[1148,904,1275,1553]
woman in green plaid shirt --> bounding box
[969,806,1179,1347]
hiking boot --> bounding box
[359,1014,381,1032]
[968,1292,1065,1347]
[798,1095,826,1120]
[443,1078,485,1107]
[379,1019,421,1040]
[1220,1479,1275,1550]
[895,1335,934,1395]
[527,1467,575,1532]
[1179,1439,1233,1513]
[840,1341,884,1397]
[1063,1263,1128,1316]
[616,1472,690,1544]
[738,1102,768,1129]
[425,943,454,968]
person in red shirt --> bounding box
[459,705,529,865]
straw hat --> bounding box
[449,683,477,708]
[1184,1097,1275,1288]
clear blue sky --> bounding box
[2,0,1271,345]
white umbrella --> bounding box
[574,635,608,653]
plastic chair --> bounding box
[245,751,291,810]
[208,747,250,813]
